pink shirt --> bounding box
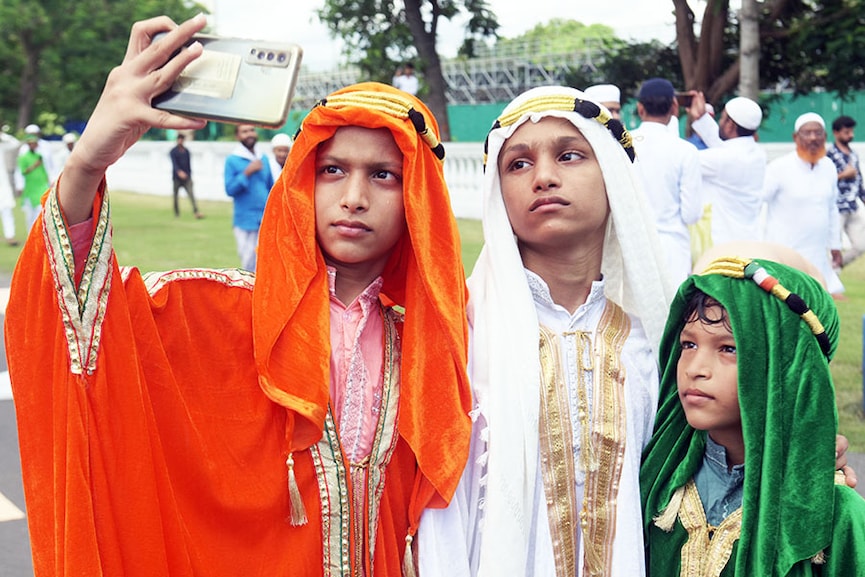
[327,267,385,464]
[69,221,385,464]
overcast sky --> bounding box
[201,1,716,71]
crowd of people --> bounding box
[5,14,865,577]
[0,124,77,246]
[587,78,861,300]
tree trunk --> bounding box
[739,0,760,99]
[17,36,39,131]
[403,0,451,141]
[673,0,698,88]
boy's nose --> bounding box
[532,158,562,192]
[341,178,369,211]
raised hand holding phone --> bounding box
[152,34,303,128]
[61,14,209,224]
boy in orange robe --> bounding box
[5,15,470,577]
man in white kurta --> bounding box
[630,78,702,285]
[0,131,19,245]
[763,112,843,294]
[418,86,674,577]
[688,94,767,247]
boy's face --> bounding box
[273,146,290,168]
[314,126,406,276]
[677,306,742,446]
[498,117,608,252]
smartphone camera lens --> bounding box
[257,50,265,60]
[277,52,287,63]
[267,51,275,61]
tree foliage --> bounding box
[318,0,498,140]
[493,18,619,57]
[675,0,865,105]
[0,0,204,133]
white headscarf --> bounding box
[468,85,673,575]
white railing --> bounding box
[103,140,486,220]
[87,140,861,223]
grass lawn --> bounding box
[2,190,863,449]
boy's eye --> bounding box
[372,169,400,181]
[560,150,585,162]
[506,159,530,172]
[720,344,737,355]
[680,340,696,350]
[320,165,343,175]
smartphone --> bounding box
[675,92,694,107]
[153,34,303,128]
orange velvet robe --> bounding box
[8,83,472,577]
[6,189,417,577]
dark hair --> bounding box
[681,289,732,332]
[832,115,856,132]
[640,95,673,117]
[732,123,756,138]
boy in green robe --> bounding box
[17,134,49,232]
[641,256,865,576]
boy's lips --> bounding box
[682,388,713,401]
[529,196,569,212]
[332,219,372,236]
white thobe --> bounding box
[763,152,843,293]
[418,274,658,577]
[691,113,767,246]
[631,121,703,285]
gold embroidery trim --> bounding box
[140,267,255,294]
[310,308,402,576]
[538,326,579,577]
[44,185,113,375]
[537,301,630,577]
[678,479,742,577]
[581,302,630,577]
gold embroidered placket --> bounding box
[538,302,630,577]
[677,479,742,577]
[310,308,402,576]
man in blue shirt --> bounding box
[224,123,273,272]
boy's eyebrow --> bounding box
[501,134,591,158]
[316,152,403,173]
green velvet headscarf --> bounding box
[641,257,840,576]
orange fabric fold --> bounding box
[254,82,472,522]
[7,82,471,576]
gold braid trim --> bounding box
[678,480,742,577]
[316,91,443,160]
[538,326,580,577]
[310,309,403,576]
[697,256,748,277]
[581,302,630,577]
[324,92,412,118]
[44,184,113,376]
[537,301,629,577]
[697,256,832,356]
[496,95,585,127]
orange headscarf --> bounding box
[252,82,471,525]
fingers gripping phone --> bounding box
[153,34,303,128]
[675,92,694,107]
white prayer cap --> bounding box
[724,97,762,130]
[584,84,621,104]
[794,112,825,133]
[62,132,77,144]
[24,124,41,135]
[271,133,293,148]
